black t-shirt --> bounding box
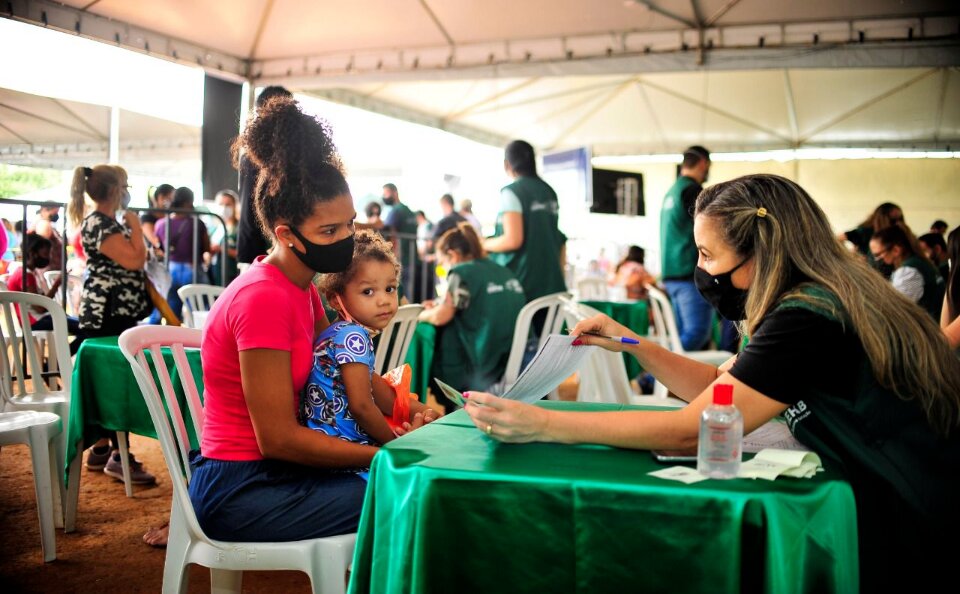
[680,180,701,218]
[140,211,159,225]
[432,212,466,242]
[236,156,270,264]
[729,307,860,404]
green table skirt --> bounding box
[348,402,858,594]
[66,336,204,475]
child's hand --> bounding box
[422,409,441,424]
[394,412,426,437]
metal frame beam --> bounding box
[782,70,800,146]
[0,101,101,139]
[5,0,248,80]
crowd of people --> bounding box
[2,86,958,586]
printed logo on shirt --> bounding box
[306,384,325,406]
[343,332,368,357]
[505,279,524,294]
[486,282,505,294]
[336,352,355,364]
[783,400,811,430]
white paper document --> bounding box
[501,334,596,403]
[648,466,708,484]
[739,449,823,480]
[742,419,809,453]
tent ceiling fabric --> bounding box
[0,87,199,174]
[2,0,958,157]
[305,67,960,154]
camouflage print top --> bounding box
[78,211,149,330]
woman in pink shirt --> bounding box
[188,95,437,542]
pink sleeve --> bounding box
[230,284,296,352]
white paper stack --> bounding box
[738,449,823,480]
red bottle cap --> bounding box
[713,384,733,406]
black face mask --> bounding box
[694,259,749,321]
[287,226,354,273]
[382,196,396,206]
[874,260,895,279]
[47,213,60,223]
[33,256,51,269]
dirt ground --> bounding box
[0,433,312,594]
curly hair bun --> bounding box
[234,94,351,234]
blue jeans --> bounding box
[31,313,84,355]
[663,279,714,352]
[187,451,366,542]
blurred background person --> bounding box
[610,245,656,301]
[459,198,482,235]
[918,232,949,281]
[141,183,174,252]
[30,200,64,273]
[208,189,239,285]
[931,219,948,235]
[153,186,210,323]
[838,202,903,274]
[871,224,944,320]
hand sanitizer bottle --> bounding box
[697,384,743,479]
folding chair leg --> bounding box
[116,431,133,497]
[27,426,57,562]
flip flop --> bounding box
[143,523,169,548]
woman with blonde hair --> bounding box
[68,164,155,484]
[464,174,960,591]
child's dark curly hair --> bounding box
[317,229,401,309]
[232,95,350,238]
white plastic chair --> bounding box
[0,280,58,387]
[502,292,572,398]
[646,285,734,399]
[0,292,75,524]
[374,304,424,376]
[177,284,225,329]
[0,410,63,562]
[576,277,608,301]
[118,325,356,594]
[42,270,82,316]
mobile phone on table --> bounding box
[651,449,698,463]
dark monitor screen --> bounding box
[591,168,644,216]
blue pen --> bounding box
[582,332,639,345]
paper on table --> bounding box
[501,334,596,403]
[743,419,809,453]
[739,448,823,480]
[648,466,708,484]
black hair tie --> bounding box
[83,167,93,177]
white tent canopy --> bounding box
[2,0,959,156]
[0,87,200,177]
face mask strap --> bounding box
[335,294,355,323]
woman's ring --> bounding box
[485,424,493,435]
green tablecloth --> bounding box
[581,299,649,378]
[65,336,204,476]
[348,402,859,594]
[404,323,436,402]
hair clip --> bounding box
[756,207,768,218]
[83,167,93,177]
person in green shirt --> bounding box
[484,139,566,303]
[870,224,945,320]
[421,222,526,412]
[464,174,960,592]
[659,146,717,351]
